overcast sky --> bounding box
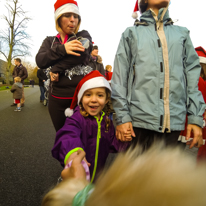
[0,0,205,68]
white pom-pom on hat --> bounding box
[132,12,138,19]
[132,0,141,19]
[65,108,74,117]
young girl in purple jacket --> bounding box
[52,71,128,183]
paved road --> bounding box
[0,86,62,206]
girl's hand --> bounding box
[64,40,85,56]
[50,72,59,82]
[116,122,135,142]
[61,150,88,180]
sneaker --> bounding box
[14,108,18,111]
[18,108,21,112]
[11,103,17,107]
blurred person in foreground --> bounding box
[42,143,206,206]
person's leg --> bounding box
[43,86,46,100]
[39,86,44,101]
[162,131,181,146]
[131,128,180,151]
[48,93,72,132]
[14,99,21,111]
[21,86,25,105]
[131,128,154,151]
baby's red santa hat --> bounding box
[195,46,206,64]
[132,0,142,19]
[65,70,111,117]
[54,0,80,32]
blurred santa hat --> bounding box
[195,46,206,64]
[132,0,141,19]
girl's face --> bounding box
[82,87,109,119]
[59,12,79,35]
[147,0,169,10]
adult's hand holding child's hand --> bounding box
[50,72,59,82]
[116,122,135,142]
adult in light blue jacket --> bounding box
[111,0,205,149]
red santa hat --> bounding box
[195,47,206,64]
[54,0,80,32]
[65,70,111,117]
[132,0,141,19]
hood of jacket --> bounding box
[89,55,103,64]
[15,82,23,88]
[97,55,103,64]
[140,6,170,25]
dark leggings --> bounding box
[130,127,180,151]
[48,93,72,132]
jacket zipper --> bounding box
[91,112,105,183]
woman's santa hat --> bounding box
[65,70,111,117]
[132,0,141,19]
[195,47,206,64]
[54,0,80,32]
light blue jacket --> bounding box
[111,7,205,132]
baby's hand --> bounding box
[50,72,59,82]
[61,150,88,180]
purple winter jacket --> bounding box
[52,106,127,182]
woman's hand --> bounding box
[64,40,85,56]
[50,72,59,82]
[186,124,203,148]
[116,122,135,142]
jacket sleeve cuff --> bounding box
[57,44,67,57]
[187,115,204,128]
[116,114,132,126]
[64,147,84,165]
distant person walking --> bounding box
[88,45,105,76]
[10,77,23,112]
[37,69,48,103]
[11,58,28,107]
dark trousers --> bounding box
[130,127,180,151]
[48,93,72,132]
[39,86,46,101]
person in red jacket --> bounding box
[178,47,206,160]
[196,47,206,161]
[105,65,113,83]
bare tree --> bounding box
[0,0,31,84]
